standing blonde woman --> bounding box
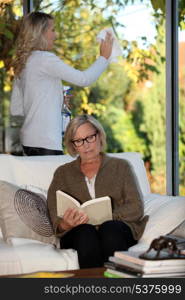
[47,115,148,268]
[10,12,113,156]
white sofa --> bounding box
[0,152,184,276]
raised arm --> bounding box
[42,34,113,87]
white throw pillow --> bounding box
[137,196,185,245]
[0,180,57,246]
[170,220,185,238]
[129,195,185,254]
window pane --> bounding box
[0,0,23,154]
[2,1,167,195]
[179,0,185,196]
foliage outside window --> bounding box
[0,0,185,195]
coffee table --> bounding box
[1,267,106,278]
[60,267,106,278]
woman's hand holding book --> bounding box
[58,208,89,231]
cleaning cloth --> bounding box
[97,27,122,63]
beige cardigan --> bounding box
[47,154,148,240]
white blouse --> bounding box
[85,175,96,199]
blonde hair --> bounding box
[13,12,53,77]
[64,115,107,157]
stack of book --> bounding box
[104,235,185,278]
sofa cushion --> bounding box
[128,194,185,253]
[0,237,79,276]
[170,220,185,238]
[141,194,185,244]
[0,180,57,246]
[0,154,74,192]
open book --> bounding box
[56,190,112,226]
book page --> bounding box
[81,196,110,208]
[56,190,80,217]
[56,191,112,225]
[82,197,112,226]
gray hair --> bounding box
[64,115,107,157]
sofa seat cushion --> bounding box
[0,236,79,276]
[0,180,57,246]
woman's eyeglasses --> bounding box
[72,131,98,147]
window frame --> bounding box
[166,0,179,195]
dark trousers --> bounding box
[60,220,137,269]
[22,145,63,156]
